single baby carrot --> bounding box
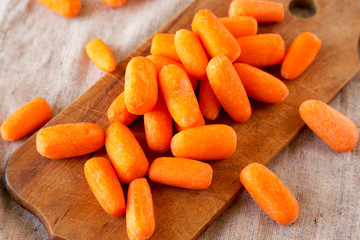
[126,178,155,240]
[107,92,137,125]
[144,95,173,153]
[233,63,289,103]
[236,34,286,67]
[174,29,209,80]
[192,9,241,62]
[220,16,258,38]
[281,32,321,79]
[299,99,358,152]
[84,157,126,217]
[105,122,149,183]
[102,0,126,8]
[199,79,221,120]
[240,163,299,225]
[36,123,104,160]
[124,56,158,115]
[149,157,213,190]
[150,33,180,62]
[206,56,251,123]
[229,0,284,23]
[159,64,204,129]
[36,0,81,18]
[1,97,51,141]
[171,124,237,161]
[86,38,116,73]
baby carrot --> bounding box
[299,99,358,152]
[1,97,51,141]
[206,56,251,123]
[86,38,116,73]
[36,0,81,18]
[149,157,213,190]
[124,56,158,115]
[107,92,137,125]
[126,178,155,240]
[281,32,321,79]
[171,124,237,161]
[36,123,104,160]
[233,63,289,103]
[144,95,173,153]
[236,34,285,67]
[159,64,204,129]
[192,9,241,62]
[229,0,284,23]
[102,0,126,8]
[105,122,149,183]
[220,16,258,38]
[199,79,221,120]
[150,33,180,62]
[84,157,126,217]
[240,163,299,225]
[174,29,209,80]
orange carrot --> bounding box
[206,56,251,123]
[86,38,116,73]
[105,122,149,183]
[199,79,221,120]
[150,33,180,62]
[236,34,285,67]
[281,32,321,79]
[36,0,81,18]
[299,99,358,152]
[220,16,258,38]
[171,124,237,161]
[240,163,299,225]
[149,157,213,190]
[1,97,51,141]
[192,9,241,62]
[102,0,126,8]
[229,0,284,23]
[159,64,204,129]
[84,157,126,217]
[124,56,158,115]
[107,92,137,125]
[126,178,155,240]
[36,123,104,160]
[144,95,173,153]
[233,63,289,103]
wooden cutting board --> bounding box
[4,0,360,239]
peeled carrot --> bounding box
[159,64,204,129]
[102,0,126,8]
[199,79,221,120]
[229,0,284,23]
[206,56,251,123]
[236,34,285,67]
[124,56,158,115]
[84,157,126,217]
[171,124,237,161]
[149,157,213,190]
[281,32,321,79]
[126,178,155,240]
[192,9,241,62]
[86,38,116,73]
[240,163,299,225]
[1,97,51,141]
[299,99,358,152]
[220,16,258,38]
[150,33,180,62]
[36,0,81,18]
[107,92,137,125]
[144,95,173,153]
[36,123,104,160]
[233,63,289,103]
[105,122,149,183]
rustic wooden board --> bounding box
[4,0,360,239]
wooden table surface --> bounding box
[0,0,359,239]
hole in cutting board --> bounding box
[289,0,317,18]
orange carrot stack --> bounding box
[220,16,258,38]
[102,0,126,8]
[107,92,137,125]
[150,33,180,62]
[199,79,221,120]
[86,38,116,73]
[36,0,82,18]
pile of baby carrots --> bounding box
[1,0,359,239]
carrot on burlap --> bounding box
[86,38,116,73]
[36,0,81,18]
[150,33,180,62]
[107,92,137,125]
[102,0,126,8]
[199,79,221,120]
[220,16,258,38]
